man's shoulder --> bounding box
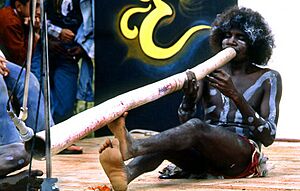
[0,6,14,18]
[262,68,281,79]
[0,7,20,26]
[256,67,281,79]
[258,68,282,90]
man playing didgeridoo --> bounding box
[99,6,282,191]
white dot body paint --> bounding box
[18,158,25,165]
[5,156,14,161]
[210,89,217,96]
[248,116,254,123]
[257,125,264,132]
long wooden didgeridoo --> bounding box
[26,47,236,160]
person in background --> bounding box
[0,50,51,190]
[0,0,40,66]
[46,0,94,153]
[75,0,95,111]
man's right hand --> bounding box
[0,56,9,76]
[183,71,199,102]
[48,38,72,59]
[59,29,75,43]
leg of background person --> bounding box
[5,62,54,132]
[0,70,30,177]
[50,56,79,123]
[0,143,30,177]
[76,57,94,102]
[47,54,82,154]
[31,40,42,83]
[0,74,22,145]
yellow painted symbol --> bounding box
[120,0,211,59]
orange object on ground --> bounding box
[85,185,111,191]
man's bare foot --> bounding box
[107,112,133,160]
[99,138,128,191]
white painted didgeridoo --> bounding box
[26,47,236,160]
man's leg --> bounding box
[100,138,171,191]
[125,149,207,182]
[99,139,208,190]
[106,113,253,176]
[99,138,128,191]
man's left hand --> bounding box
[0,56,9,76]
[68,46,85,61]
[206,69,238,98]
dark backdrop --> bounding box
[94,0,237,136]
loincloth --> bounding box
[225,138,269,178]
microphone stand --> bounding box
[19,0,37,121]
[7,0,37,138]
[39,0,59,190]
[5,0,59,190]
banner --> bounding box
[95,0,237,134]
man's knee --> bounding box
[29,73,40,90]
[186,118,204,128]
[0,143,30,176]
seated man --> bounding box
[98,6,282,191]
[0,50,53,190]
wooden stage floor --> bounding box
[22,136,300,191]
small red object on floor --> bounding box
[85,185,111,191]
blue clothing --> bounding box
[49,42,80,123]
[31,41,42,82]
[76,56,94,101]
[0,61,54,145]
[75,0,94,102]
[46,0,83,123]
[47,0,95,102]
[75,0,94,59]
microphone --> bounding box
[7,110,34,142]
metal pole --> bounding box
[40,0,52,178]
[20,0,37,121]
[40,0,59,190]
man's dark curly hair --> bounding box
[210,6,275,66]
[10,0,29,9]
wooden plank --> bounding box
[20,136,300,191]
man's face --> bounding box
[221,28,249,62]
[16,0,40,18]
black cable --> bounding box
[27,77,42,191]
[23,0,42,190]
[6,61,26,112]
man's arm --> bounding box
[208,69,282,146]
[47,21,74,42]
[248,70,282,146]
[2,24,27,65]
[178,71,203,123]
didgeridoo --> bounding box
[26,47,236,160]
